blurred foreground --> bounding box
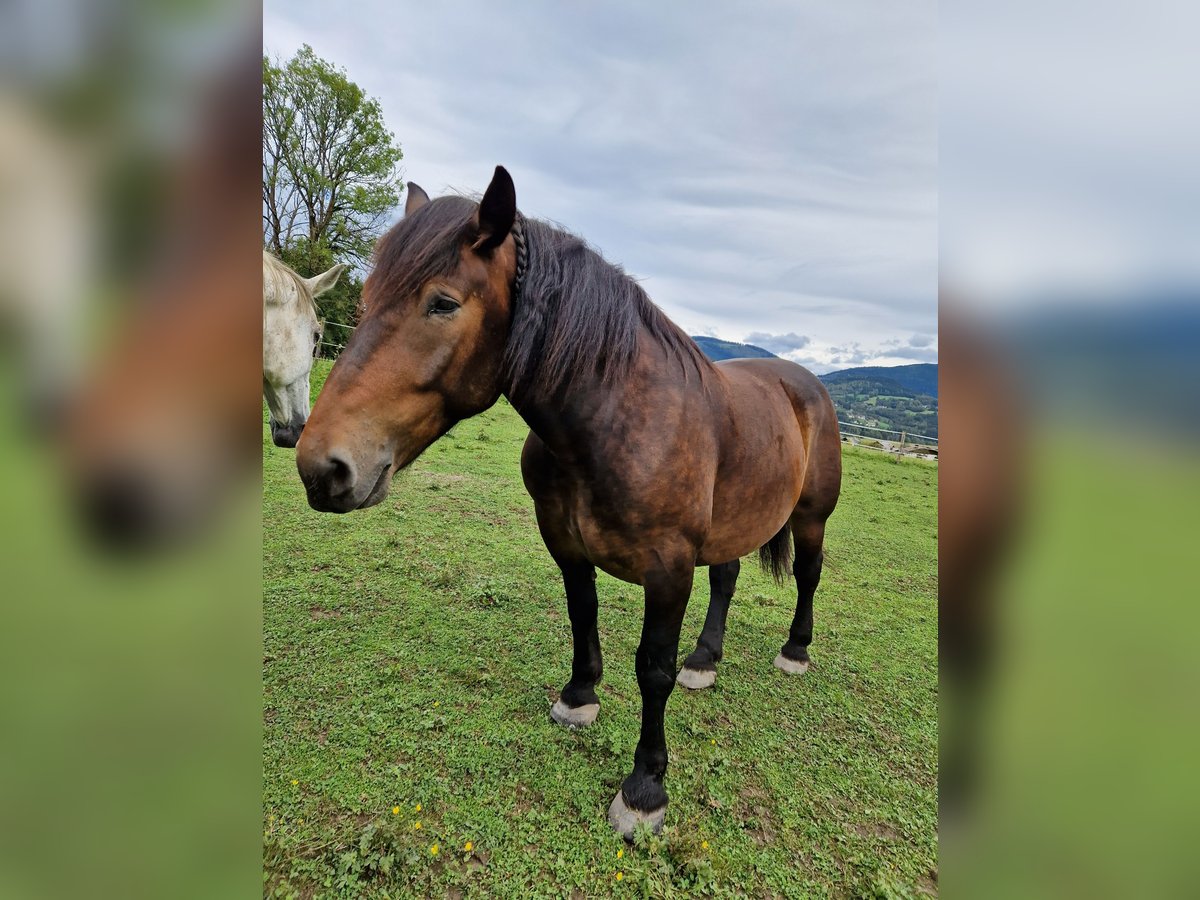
[942,2,1200,897]
[0,2,261,898]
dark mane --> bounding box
[506,216,713,402]
[368,196,715,401]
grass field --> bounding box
[264,360,937,899]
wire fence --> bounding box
[316,320,357,359]
[839,421,938,456]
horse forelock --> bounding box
[363,198,713,402]
[366,196,477,314]
[263,251,320,319]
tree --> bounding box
[276,239,363,359]
[263,45,403,272]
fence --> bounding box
[317,320,356,358]
[838,421,937,456]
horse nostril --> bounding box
[78,468,159,549]
[325,453,355,494]
[297,444,365,511]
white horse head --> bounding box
[263,252,345,448]
[0,90,96,431]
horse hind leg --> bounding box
[678,560,741,689]
[775,519,826,675]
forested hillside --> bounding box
[820,368,938,439]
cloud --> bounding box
[877,333,940,363]
[744,331,811,354]
[827,344,873,366]
[757,331,938,374]
[264,1,936,351]
[942,1,1200,307]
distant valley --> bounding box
[819,366,938,440]
[690,337,938,441]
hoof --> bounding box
[676,666,716,690]
[550,699,599,729]
[773,653,810,675]
[607,790,666,840]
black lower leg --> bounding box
[781,548,822,662]
[683,560,740,671]
[560,562,602,708]
[621,566,691,811]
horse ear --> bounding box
[472,166,516,254]
[405,182,430,216]
[305,263,346,298]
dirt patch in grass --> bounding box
[852,820,903,841]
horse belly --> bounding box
[697,490,799,565]
[574,505,694,586]
[696,423,807,565]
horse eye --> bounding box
[430,295,460,315]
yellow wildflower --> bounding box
[464,841,474,852]
[430,844,439,856]
[291,779,298,785]
[710,739,716,745]
[615,871,623,881]
[433,701,440,708]
[392,806,400,815]
[617,848,624,859]
[415,803,422,812]
[701,840,709,850]
[413,821,422,830]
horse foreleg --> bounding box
[550,561,603,728]
[608,563,692,839]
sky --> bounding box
[941,0,1200,310]
[264,1,937,373]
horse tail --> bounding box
[758,524,793,584]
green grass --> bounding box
[264,360,937,898]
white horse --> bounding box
[263,252,345,447]
[0,90,97,429]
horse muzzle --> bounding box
[295,442,392,513]
[270,420,305,449]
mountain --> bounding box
[686,341,939,441]
[690,336,777,361]
[819,365,938,440]
[820,363,938,398]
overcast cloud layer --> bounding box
[942,1,1200,309]
[264,1,937,373]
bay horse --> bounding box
[295,167,842,838]
[262,251,345,448]
[65,46,263,549]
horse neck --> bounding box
[505,319,709,465]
